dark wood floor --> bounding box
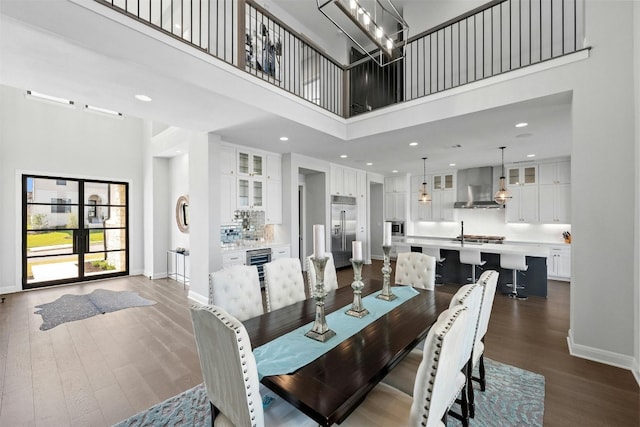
[0,261,638,426]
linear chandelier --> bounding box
[316,0,409,67]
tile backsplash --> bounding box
[220,210,265,245]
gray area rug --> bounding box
[114,358,544,426]
[34,289,156,331]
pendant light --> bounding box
[494,146,512,205]
[418,157,431,203]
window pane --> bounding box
[26,230,75,255]
[28,205,79,230]
[84,251,126,276]
[27,254,78,283]
[86,207,127,228]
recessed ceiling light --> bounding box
[515,122,528,128]
[176,150,182,153]
[527,154,536,158]
[366,162,373,166]
[449,163,456,167]
[409,142,418,146]
[135,94,152,102]
[279,136,289,141]
[340,154,348,158]
[392,170,398,173]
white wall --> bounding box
[170,154,190,250]
[403,0,487,37]
[0,85,144,294]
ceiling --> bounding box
[0,0,572,177]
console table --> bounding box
[167,250,189,289]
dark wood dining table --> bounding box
[242,279,451,426]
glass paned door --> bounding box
[23,175,129,289]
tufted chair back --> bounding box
[475,270,499,348]
[394,252,436,290]
[305,253,339,295]
[209,265,264,322]
[448,283,484,370]
[190,304,264,427]
[263,258,307,312]
[410,306,469,427]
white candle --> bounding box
[383,222,392,246]
[352,241,363,261]
[313,224,325,259]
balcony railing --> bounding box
[96,0,585,118]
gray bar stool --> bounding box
[422,247,446,286]
[459,248,486,283]
[500,253,528,300]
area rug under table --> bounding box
[114,358,545,427]
[34,289,156,331]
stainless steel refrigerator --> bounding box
[331,195,357,269]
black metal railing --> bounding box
[400,0,584,106]
[95,0,585,119]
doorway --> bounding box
[22,175,129,289]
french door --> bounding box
[22,175,129,289]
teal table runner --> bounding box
[254,286,419,378]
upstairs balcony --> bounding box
[95,0,587,118]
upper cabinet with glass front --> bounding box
[507,165,537,186]
[237,151,264,178]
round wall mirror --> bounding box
[176,195,189,233]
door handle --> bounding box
[72,230,78,253]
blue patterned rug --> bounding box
[114,358,544,426]
[34,289,156,331]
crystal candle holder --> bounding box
[305,256,336,342]
[345,258,369,318]
[377,245,397,301]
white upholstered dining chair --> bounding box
[209,265,264,322]
[305,252,339,295]
[263,258,307,311]
[381,283,483,425]
[189,304,317,427]
[468,269,499,416]
[394,252,436,290]
[340,306,470,427]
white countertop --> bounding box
[221,242,290,253]
[401,237,550,258]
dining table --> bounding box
[242,279,452,426]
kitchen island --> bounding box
[398,237,550,297]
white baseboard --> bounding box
[567,329,636,371]
[188,290,208,306]
[634,359,640,387]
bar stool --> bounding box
[500,253,528,300]
[459,248,486,283]
[422,247,446,286]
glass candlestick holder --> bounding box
[305,256,336,342]
[345,258,369,318]
[377,245,397,301]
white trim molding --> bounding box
[567,329,637,375]
[188,290,208,306]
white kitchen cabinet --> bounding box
[237,150,264,178]
[238,177,264,209]
[220,145,237,175]
[331,164,358,196]
[385,192,406,221]
[432,173,455,191]
[356,171,368,258]
[539,183,571,223]
[266,155,282,224]
[539,160,571,224]
[384,175,407,193]
[432,189,456,221]
[547,245,571,280]
[271,245,291,260]
[222,250,246,268]
[538,161,570,185]
[220,173,237,224]
[507,165,537,186]
[506,185,539,223]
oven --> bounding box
[246,248,272,286]
[391,221,405,237]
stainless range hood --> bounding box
[453,167,502,209]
